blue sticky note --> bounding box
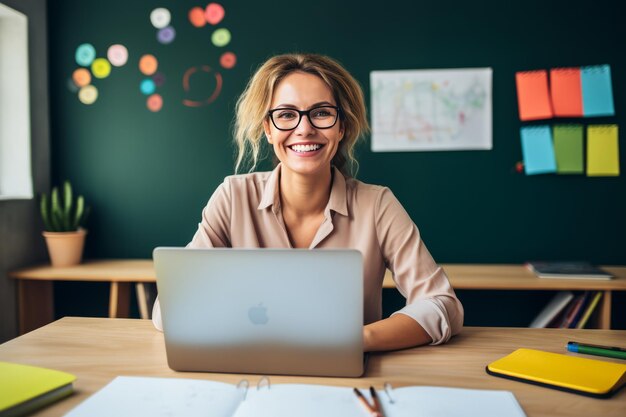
[520,126,557,175]
[581,65,615,117]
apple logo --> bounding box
[248,303,269,325]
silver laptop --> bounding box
[153,247,364,377]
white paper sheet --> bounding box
[63,376,244,417]
[64,377,526,417]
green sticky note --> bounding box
[553,125,583,174]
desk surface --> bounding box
[10,260,626,291]
[0,318,624,417]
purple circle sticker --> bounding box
[152,72,166,87]
[157,26,176,44]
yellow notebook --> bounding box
[0,361,76,417]
[486,348,626,398]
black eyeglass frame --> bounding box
[267,105,342,131]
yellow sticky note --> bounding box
[587,125,620,176]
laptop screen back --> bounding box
[153,247,364,377]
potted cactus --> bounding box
[40,181,90,267]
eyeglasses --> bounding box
[267,105,341,131]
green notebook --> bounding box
[0,361,76,417]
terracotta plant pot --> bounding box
[42,229,87,267]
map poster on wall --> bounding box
[370,68,493,152]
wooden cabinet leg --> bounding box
[136,283,149,319]
[18,280,54,334]
[108,282,131,318]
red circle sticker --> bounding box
[205,3,225,25]
[147,94,163,112]
[220,52,237,69]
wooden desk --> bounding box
[10,261,626,334]
[10,260,156,333]
[0,318,624,417]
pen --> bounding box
[567,341,626,360]
[353,387,384,417]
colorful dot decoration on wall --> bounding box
[107,44,128,67]
[183,3,237,108]
[151,8,176,45]
[139,54,164,112]
[188,7,206,27]
[69,43,128,105]
[68,2,237,112]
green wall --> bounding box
[48,0,625,325]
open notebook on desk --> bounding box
[63,376,526,417]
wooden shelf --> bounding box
[384,264,626,330]
[11,261,626,333]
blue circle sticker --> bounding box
[75,43,96,67]
[157,26,176,44]
[140,79,156,95]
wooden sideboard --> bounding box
[10,261,626,333]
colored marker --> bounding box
[567,341,626,360]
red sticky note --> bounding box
[550,68,583,117]
[515,70,553,121]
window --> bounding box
[0,3,32,199]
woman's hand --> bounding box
[363,314,432,352]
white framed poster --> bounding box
[370,67,492,152]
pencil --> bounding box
[369,386,384,415]
[353,388,383,417]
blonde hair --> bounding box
[234,53,369,176]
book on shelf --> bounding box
[550,294,581,328]
[532,291,604,329]
[0,361,75,417]
[525,261,613,280]
[63,376,527,417]
[576,291,603,329]
[560,292,589,328]
[529,291,574,328]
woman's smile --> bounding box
[287,142,326,156]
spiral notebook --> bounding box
[63,376,526,417]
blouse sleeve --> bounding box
[152,179,233,331]
[187,178,233,249]
[374,188,464,344]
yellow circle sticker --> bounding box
[91,58,112,79]
[78,85,98,105]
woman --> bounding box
[153,53,463,351]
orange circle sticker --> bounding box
[189,7,206,27]
[139,54,158,75]
[72,68,91,87]
[147,94,163,112]
[220,52,236,69]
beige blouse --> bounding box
[153,164,463,344]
